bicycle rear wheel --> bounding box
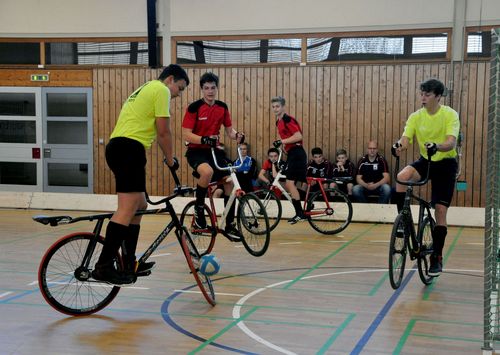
[178,228,216,306]
[237,193,271,257]
[306,188,353,235]
[180,201,217,256]
[38,233,121,316]
[389,214,408,289]
[254,188,282,231]
[417,216,435,285]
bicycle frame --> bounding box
[209,147,245,230]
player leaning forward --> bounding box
[392,79,460,277]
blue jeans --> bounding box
[352,184,391,204]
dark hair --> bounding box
[200,72,219,88]
[336,148,347,156]
[271,96,286,106]
[311,147,323,156]
[420,79,445,97]
[267,147,279,155]
[158,64,190,85]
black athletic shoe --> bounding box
[428,254,443,277]
[224,222,242,240]
[288,214,306,225]
[92,262,136,285]
[136,261,156,276]
[194,205,207,229]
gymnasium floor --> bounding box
[0,208,484,354]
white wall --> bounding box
[0,0,147,37]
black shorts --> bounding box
[284,146,307,182]
[106,137,146,193]
[411,156,458,208]
[185,148,230,183]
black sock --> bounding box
[224,195,235,225]
[123,224,140,268]
[432,225,448,256]
[196,184,208,207]
[292,199,303,216]
[98,221,128,265]
[395,192,405,213]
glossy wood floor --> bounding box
[0,208,484,354]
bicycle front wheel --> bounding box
[254,188,282,231]
[417,216,435,285]
[178,228,216,306]
[389,214,408,289]
[237,193,271,257]
[38,233,121,316]
[180,201,217,256]
[306,188,353,235]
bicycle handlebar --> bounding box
[211,146,244,171]
[393,154,432,187]
[146,166,194,205]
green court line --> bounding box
[394,317,482,354]
[317,313,356,354]
[283,224,378,290]
[188,306,258,354]
[422,227,464,300]
[411,332,483,343]
[368,271,390,296]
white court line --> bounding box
[466,243,484,246]
[150,253,172,258]
[0,291,13,299]
[370,240,390,243]
[28,280,149,290]
[328,240,348,243]
[279,242,302,245]
[175,289,244,297]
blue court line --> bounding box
[350,268,416,355]
[0,288,39,304]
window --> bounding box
[0,42,40,65]
[466,30,492,59]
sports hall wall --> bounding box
[89,62,488,208]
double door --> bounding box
[0,87,93,193]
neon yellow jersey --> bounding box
[403,105,460,161]
[110,80,171,148]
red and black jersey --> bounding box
[306,159,333,179]
[331,160,356,180]
[276,113,303,152]
[182,99,232,149]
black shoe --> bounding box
[92,262,136,285]
[305,202,315,212]
[428,254,443,277]
[224,222,242,241]
[136,261,156,276]
[288,214,306,225]
[194,205,207,229]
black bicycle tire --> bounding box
[306,188,353,235]
[237,193,271,257]
[254,188,282,232]
[38,233,121,316]
[178,228,216,306]
[389,214,408,290]
[417,216,435,285]
[180,201,217,256]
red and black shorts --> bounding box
[283,146,307,182]
[106,137,146,193]
[185,148,230,183]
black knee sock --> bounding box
[98,221,128,265]
[432,225,448,257]
[395,192,405,213]
[196,184,208,207]
[224,195,235,225]
[292,199,303,216]
[123,224,140,268]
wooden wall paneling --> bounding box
[336,66,345,157]
[361,65,372,160]
[371,66,380,144]
[353,65,364,161]
[255,67,265,162]
[473,62,486,207]
[105,68,114,195]
[288,66,297,120]
[322,67,331,159]
[466,62,478,208]
[307,66,316,153]
[378,65,387,154]
[262,68,271,163]
[97,69,106,194]
[348,65,358,162]
[458,63,470,207]
[92,69,100,194]
[249,67,258,162]
[295,67,303,135]
[385,65,394,161]
[480,62,489,208]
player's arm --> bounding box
[282,131,302,145]
[435,135,457,152]
[182,127,206,144]
[156,118,174,166]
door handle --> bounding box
[43,148,51,158]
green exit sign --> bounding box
[31,74,49,81]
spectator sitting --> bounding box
[352,140,391,203]
[331,148,356,198]
[233,142,257,193]
[305,147,334,193]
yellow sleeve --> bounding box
[154,85,171,118]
